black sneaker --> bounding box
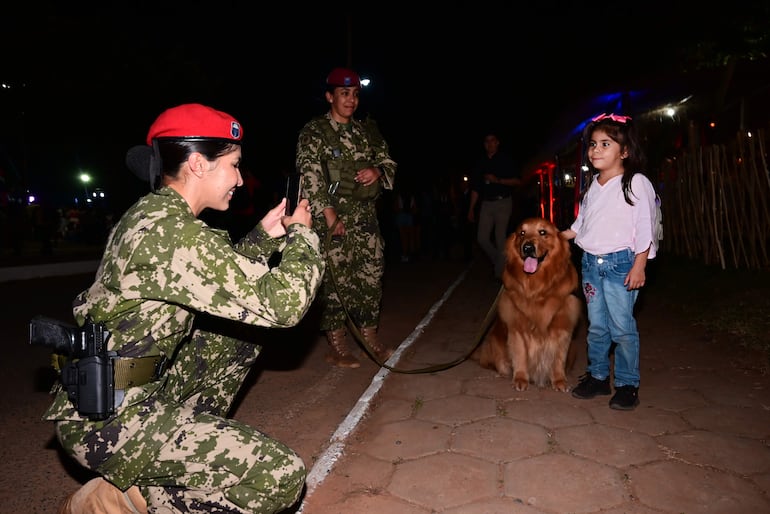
[571,374,611,399]
[609,385,640,410]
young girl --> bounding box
[560,113,658,410]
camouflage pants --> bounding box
[316,203,384,331]
[56,329,306,513]
[137,414,305,513]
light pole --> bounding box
[79,172,91,204]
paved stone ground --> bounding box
[299,256,770,513]
[3,249,769,513]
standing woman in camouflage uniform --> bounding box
[295,67,397,368]
[47,103,324,513]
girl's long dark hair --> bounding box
[581,117,647,206]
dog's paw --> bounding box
[551,379,570,392]
[512,373,529,391]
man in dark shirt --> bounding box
[467,132,521,279]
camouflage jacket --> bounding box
[44,186,324,421]
[296,112,396,217]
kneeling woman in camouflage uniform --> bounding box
[45,104,325,513]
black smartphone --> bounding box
[284,173,302,215]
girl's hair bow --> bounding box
[591,113,632,123]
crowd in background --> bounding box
[0,193,115,259]
[0,166,538,266]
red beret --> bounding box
[326,67,361,88]
[146,103,242,145]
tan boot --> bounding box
[325,328,361,368]
[361,326,393,362]
[58,477,148,514]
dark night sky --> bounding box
[1,3,765,211]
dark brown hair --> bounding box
[582,117,647,206]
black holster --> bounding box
[60,353,116,421]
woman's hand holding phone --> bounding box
[283,198,312,228]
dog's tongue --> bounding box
[524,257,538,274]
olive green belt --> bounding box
[54,354,166,389]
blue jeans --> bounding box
[581,248,640,387]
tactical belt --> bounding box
[54,354,166,389]
[113,355,166,388]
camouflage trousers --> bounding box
[56,329,306,514]
[316,203,385,331]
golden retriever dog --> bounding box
[472,217,582,391]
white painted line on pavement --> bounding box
[298,267,470,511]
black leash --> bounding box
[324,222,502,374]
